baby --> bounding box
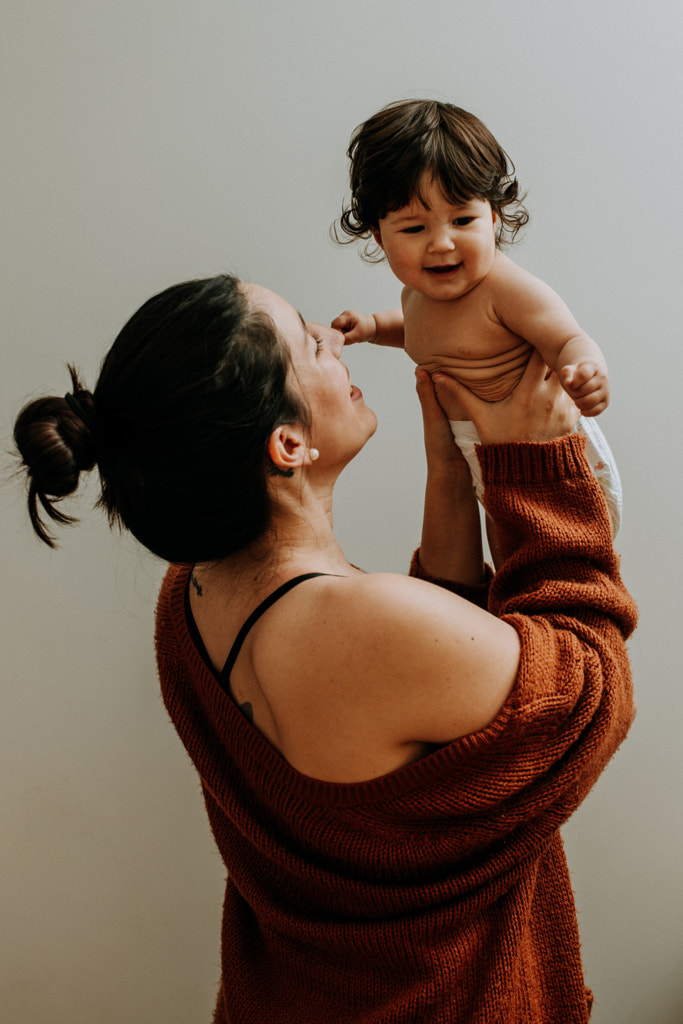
[333,99,621,535]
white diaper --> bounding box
[449,417,622,537]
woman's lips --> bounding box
[350,384,363,401]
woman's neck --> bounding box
[219,488,356,586]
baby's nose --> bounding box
[428,228,456,252]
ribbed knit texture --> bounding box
[155,433,637,1023]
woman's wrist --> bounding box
[410,549,492,606]
[425,461,476,496]
[420,474,485,585]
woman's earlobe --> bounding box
[267,425,307,473]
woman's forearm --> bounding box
[414,368,486,586]
[419,468,486,585]
[479,434,636,635]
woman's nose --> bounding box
[326,325,345,358]
[308,322,345,358]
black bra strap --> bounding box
[221,573,330,682]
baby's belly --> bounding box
[418,340,534,402]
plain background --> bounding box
[1,1,681,1021]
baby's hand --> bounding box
[331,310,376,345]
[559,360,610,416]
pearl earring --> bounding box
[309,448,320,462]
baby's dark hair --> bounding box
[13,275,309,563]
[336,99,528,260]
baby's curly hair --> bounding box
[335,99,528,261]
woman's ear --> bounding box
[267,424,310,473]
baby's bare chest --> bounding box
[403,288,512,360]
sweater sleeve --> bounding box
[410,433,637,829]
[462,433,636,821]
[478,433,636,632]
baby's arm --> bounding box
[554,335,609,415]
[331,307,405,348]
[493,262,609,416]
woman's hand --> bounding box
[431,350,581,445]
[414,369,472,486]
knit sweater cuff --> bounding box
[409,549,493,609]
[475,431,589,487]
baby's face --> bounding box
[373,177,497,302]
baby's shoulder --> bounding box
[489,250,557,299]
[401,284,421,310]
[489,252,542,292]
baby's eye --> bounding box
[401,225,424,234]
[453,217,474,226]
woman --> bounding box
[14,274,636,1023]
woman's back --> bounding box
[186,559,519,783]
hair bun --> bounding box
[63,389,99,469]
[13,366,98,546]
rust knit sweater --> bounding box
[154,434,637,1024]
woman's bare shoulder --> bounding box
[251,571,520,781]
[325,571,516,681]
[304,570,484,645]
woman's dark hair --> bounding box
[335,99,529,260]
[13,275,309,563]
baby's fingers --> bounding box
[331,310,354,332]
[561,361,602,390]
[561,362,609,416]
[573,384,609,416]
[576,397,608,417]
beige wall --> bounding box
[1,1,681,1021]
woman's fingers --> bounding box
[430,350,580,445]
[427,371,471,423]
[415,369,453,440]
[415,370,470,470]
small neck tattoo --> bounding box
[190,573,203,597]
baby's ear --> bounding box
[372,227,383,249]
